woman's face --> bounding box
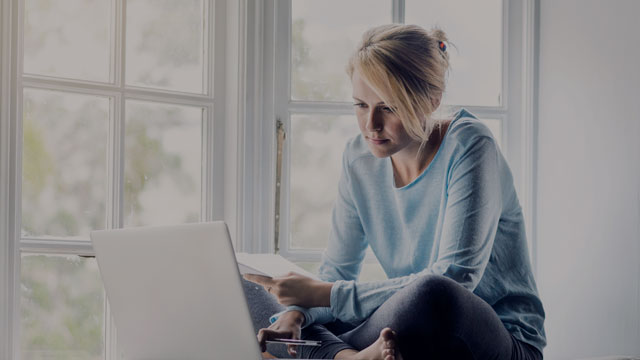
[351,69,417,159]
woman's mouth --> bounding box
[368,137,389,145]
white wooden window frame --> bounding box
[241,0,538,269]
[0,0,231,358]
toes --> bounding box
[380,327,396,341]
[381,328,397,348]
[380,328,399,360]
[371,327,399,360]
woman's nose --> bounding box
[366,110,383,132]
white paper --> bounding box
[235,253,320,281]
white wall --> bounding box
[536,1,640,359]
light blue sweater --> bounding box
[273,109,546,352]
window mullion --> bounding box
[115,0,125,232]
[106,88,122,357]
[12,0,25,357]
[117,0,125,91]
[501,0,509,111]
[271,0,291,255]
[22,75,216,104]
[19,238,94,256]
[106,0,124,358]
[109,92,122,232]
[206,0,219,222]
[202,0,210,97]
[108,0,116,85]
[1,0,19,357]
[392,0,404,23]
[201,108,207,220]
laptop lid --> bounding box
[91,222,262,360]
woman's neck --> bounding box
[391,122,450,188]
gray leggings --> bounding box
[242,275,542,360]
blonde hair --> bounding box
[347,24,450,148]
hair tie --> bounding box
[438,41,447,52]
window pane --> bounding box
[21,254,105,360]
[23,0,112,82]
[405,0,503,106]
[124,100,202,227]
[290,114,360,249]
[22,89,109,238]
[291,0,391,102]
[126,0,207,93]
[479,118,502,150]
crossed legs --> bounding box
[244,276,542,360]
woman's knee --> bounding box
[411,275,464,305]
[400,275,467,330]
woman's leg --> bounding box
[241,278,356,359]
[242,278,290,358]
[297,323,357,359]
[338,275,542,360]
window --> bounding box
[2,0,225,358]
[246,0,536,279]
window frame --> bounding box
[243,0,538,268]
[1,0,229,358]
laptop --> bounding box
[91,221,268,360]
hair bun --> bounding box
[429,28,449,55]
[430,28,449,43]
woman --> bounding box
[244,24,545,360]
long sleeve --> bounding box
[330,136,504,324]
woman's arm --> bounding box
[330,136,505,324]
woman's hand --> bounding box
[243,272,333,308]
[257,310,304,357]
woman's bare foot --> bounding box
[335,328,401,360]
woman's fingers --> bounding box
[256,313,303,356]
[256,328,267,352]
[257,328,296,353]
[287,344,298,357]
[257,328,279,352]
[243,274,275,287]
[243,274,278,295]
[244,274,289,299]
[245,273,330,307]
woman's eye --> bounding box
[353,103,367,109]
[381,106,394,113]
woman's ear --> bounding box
[431,94,442,110]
